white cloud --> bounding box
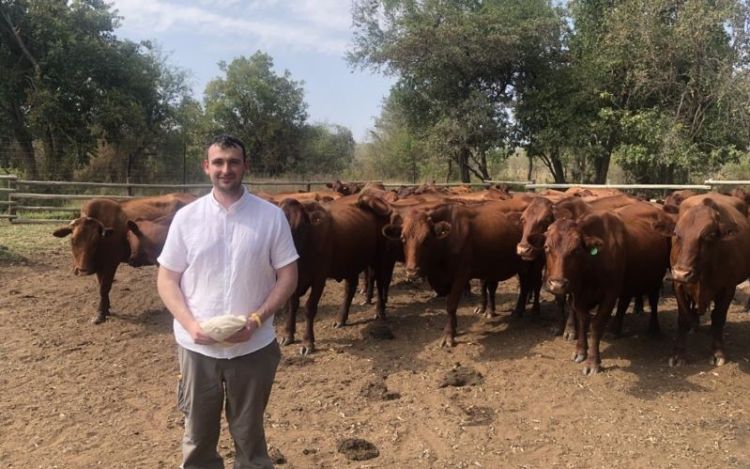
[111,0,351,54]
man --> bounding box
[157,135,298,469]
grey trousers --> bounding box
[177,340,281,469]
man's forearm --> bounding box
[255,261,298,321]
[157,266,197,330]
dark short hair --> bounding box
[207,134,247,161]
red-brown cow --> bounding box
[544,204,670,375]
[53,194,195,323]
[516,194,639,338]
[326,179,365,196]
[667,195,750,366]
[126,215,174,267]
[382,201,533,347]
[279,198,392,354]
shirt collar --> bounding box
[208,186,250,213]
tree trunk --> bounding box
[552,156,566,184]
[478,149,490,181]
[11,123,37,179]
[593,150,611,184]
[459,146,470,183]
[527,155,533,182]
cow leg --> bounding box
[511,273,531,319]
[669,283,693,367]
[583,296,617,376]
[373,258,396,320]
[281,295,300,346]
[441,278,467,347]
[93,266,117,324]
[608,296,630,339]
[334,275,359,328]
[647,288,661,337]
[528,259,543,319]
[473,279,497,318]
[572,303,589,364]
[558,295,576,340]
[710,288,733,366]
[302,281,325,356]
[633,295,644,314]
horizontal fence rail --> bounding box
[2,174,750,224]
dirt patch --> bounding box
[337,438,380,461]
[360,378,401,401]
[438,364,484,388]
[2,226,750,468]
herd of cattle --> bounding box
[51,180,750,375]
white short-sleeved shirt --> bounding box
[158,188,299,359]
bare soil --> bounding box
[2,228,750,468]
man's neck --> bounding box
[212,187,244,209]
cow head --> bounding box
[382,207,451,281]
[670,198,736,283]
[517,197,554,261]
[326,179,363,196]
[53,216,113,275]
[543,215,605,295]
[126,218,170,267]
[280,199,328,256]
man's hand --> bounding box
[186,320,218,345]
[224,317,259,343]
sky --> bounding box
[109,0,395,142]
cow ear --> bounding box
[101,227,114,237]
[662,204,679,214]
[552,205,574,220]
[382,224,402,240]
[433,221,452,239]
[720,221,738,237]
[325,182,333,189]
[53,227,72,238]
[506,211,522,226]
[358,195,391,217]
[652,218,676,237]
[582,235,604,253]
[309,210,326,225]
[127,220,142,236]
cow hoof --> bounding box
[550,326,563,336]
[563,330,577,341]
[440,337,457,348]
[333,321,346,328]
[668,356,685,367]
[572,351,587,363]
[91,314,107,324]
[582,364,600,376]
[300,344,315,356]
[711,356,727,367]
[359,299,372,306]
[483,311,497,319]
[280,336,295,346]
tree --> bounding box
[296,124,355,175]
[203,52,308,176]
[349,0,563,182]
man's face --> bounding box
[203,144,247,195]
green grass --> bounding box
[0,221,69,263]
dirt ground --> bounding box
[2,224,750,468]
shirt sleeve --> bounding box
[271,207,299,270]
[157,212,189,273]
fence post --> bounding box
[8,174,17,224]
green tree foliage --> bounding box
[0,0,196,181]
[296,124,355,175]
[349,0,563,182]
[204,52,308,176]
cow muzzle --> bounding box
[404,267,421,281]
[516,242,537,260]
[74,267,94,276]
[671,267,695,283]
[545,278,568,295]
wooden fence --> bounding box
[0,174,748,224]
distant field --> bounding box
[0,222,68,262]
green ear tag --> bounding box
[590,247,599,256]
